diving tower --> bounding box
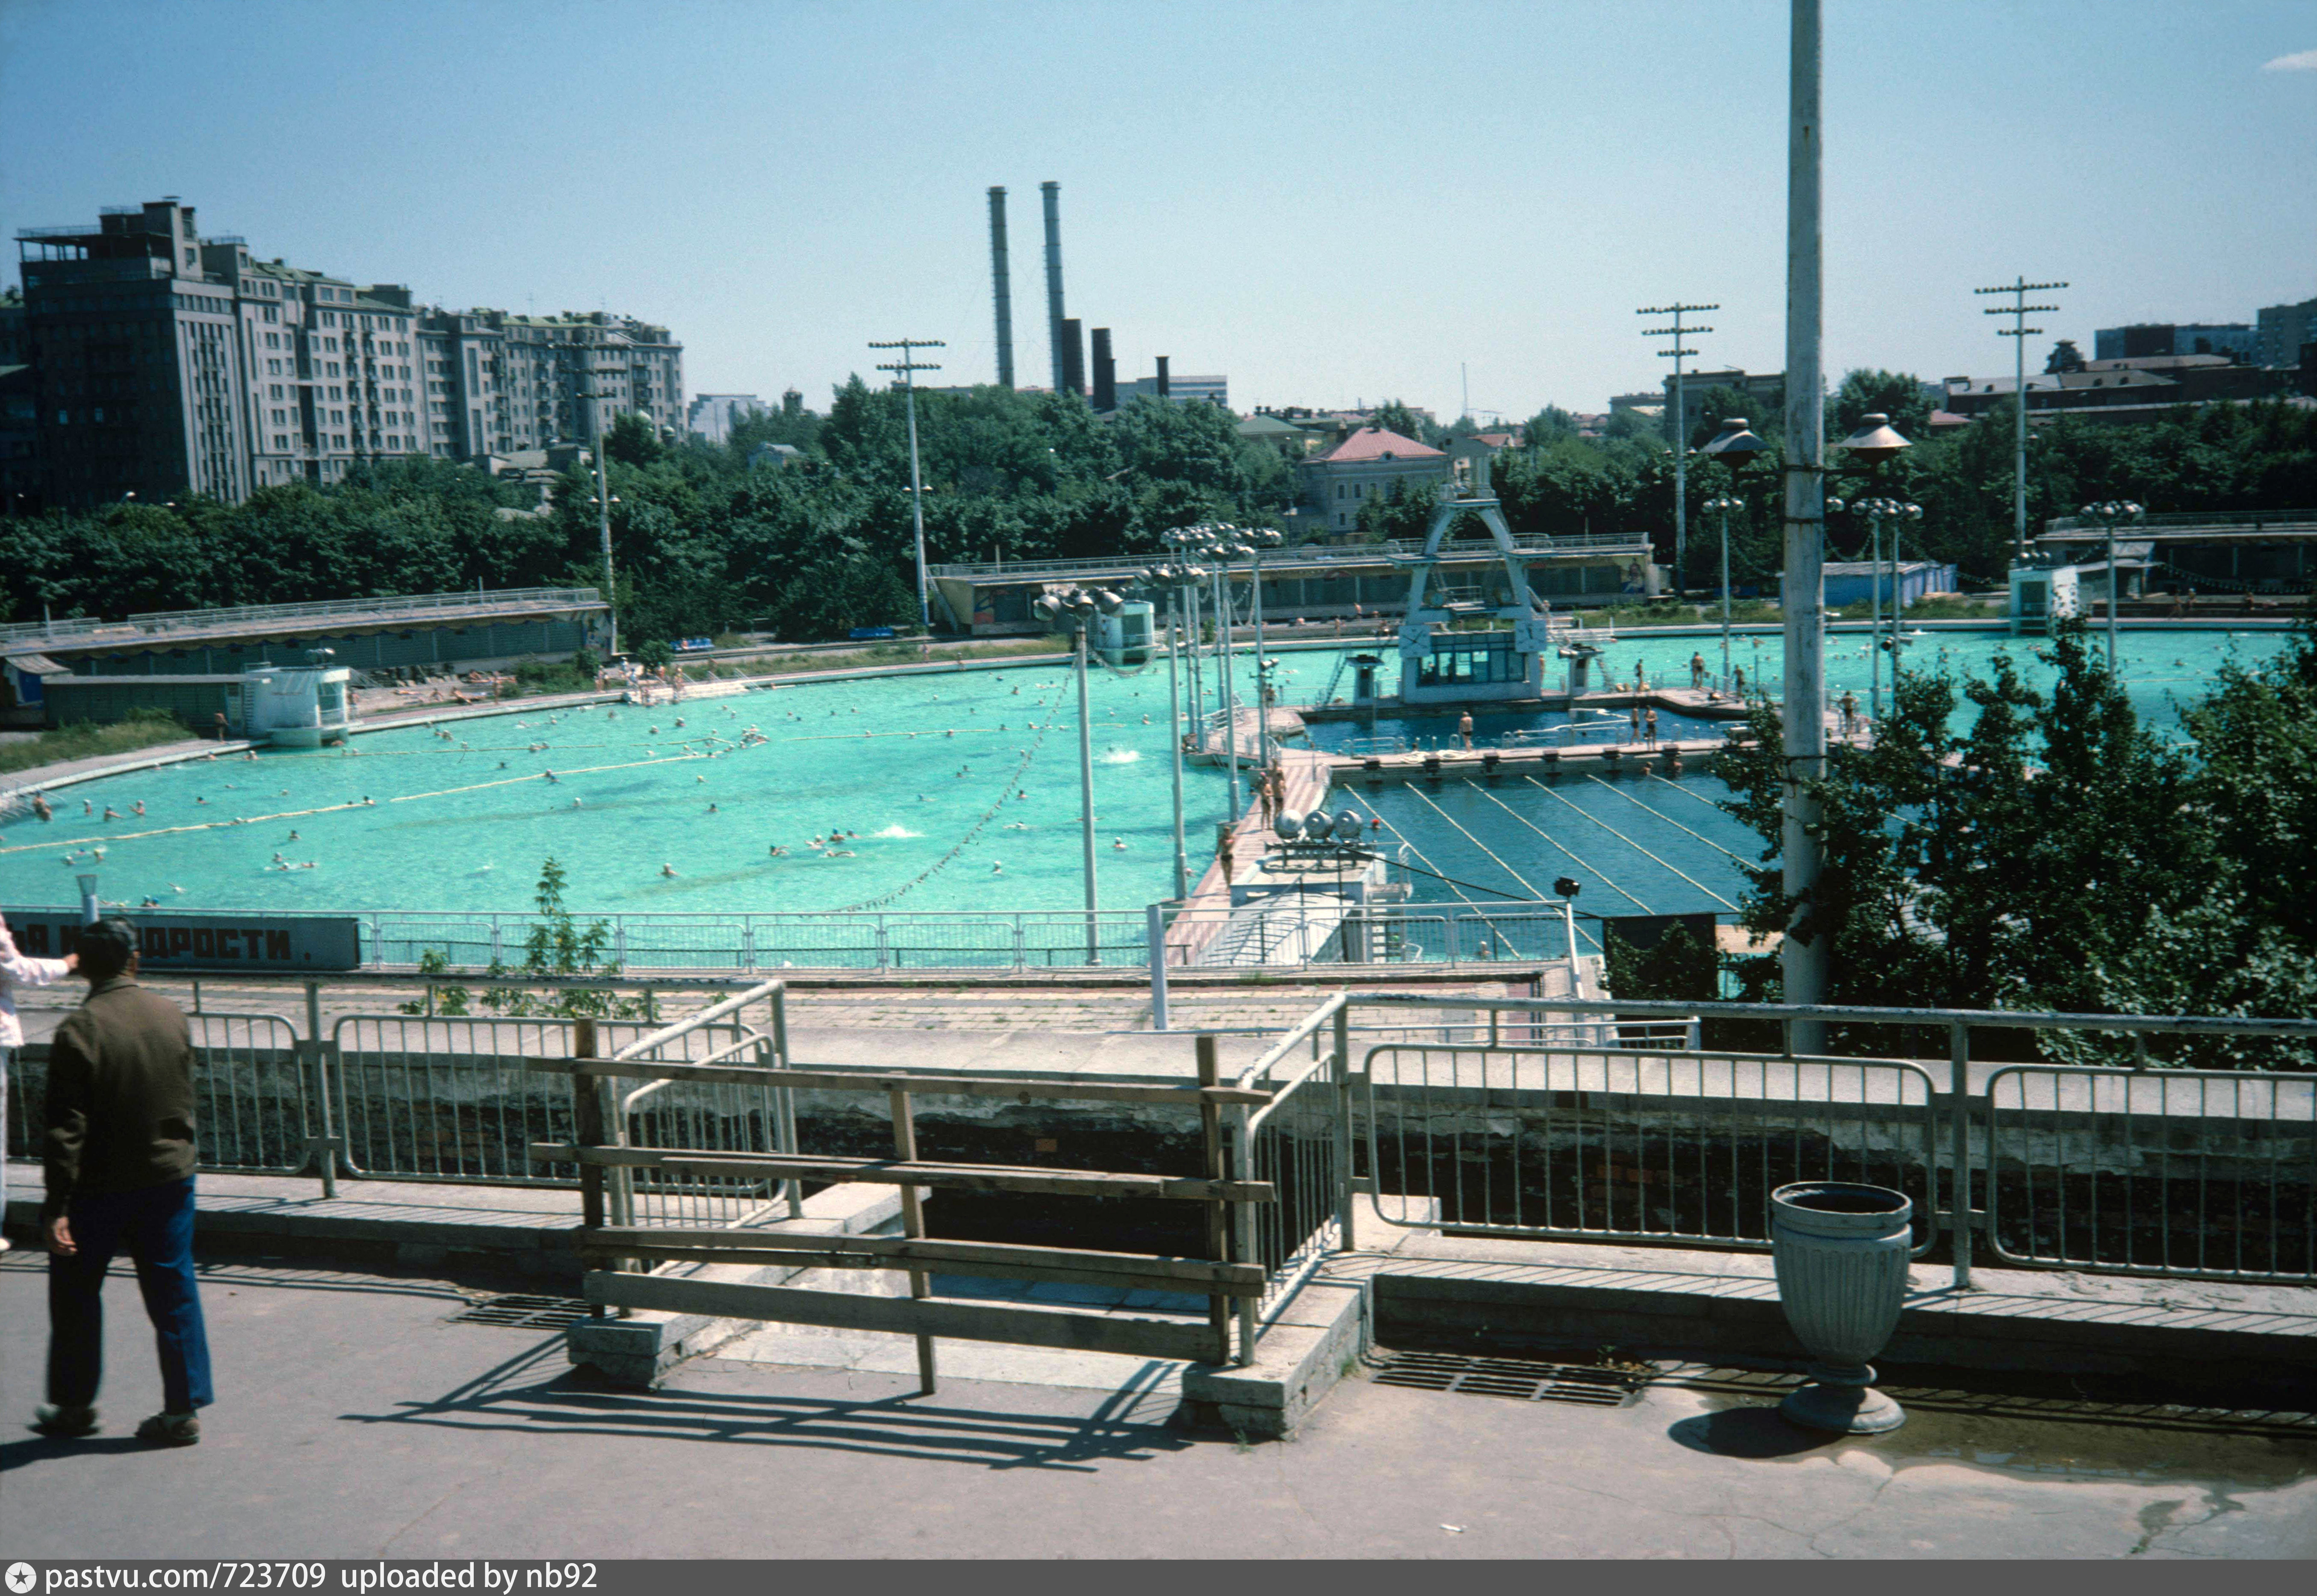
[1394,443,1564,705]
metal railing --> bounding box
[928,531,1648,582]
[325,1013,754,1188]
[0,587,603,651]
[606,990,797,1231]
[1359,1043,1939,1255]
[1316,993,2317,1292]
[2043,507,2317,537]
[1985,1065,2315,1282]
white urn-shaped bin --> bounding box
[1769,1180,1913,1434]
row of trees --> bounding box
[0,382,1296,642]
[2,368,2311,643]
[1356,377,2317,595]
[1708,616,2317,1068]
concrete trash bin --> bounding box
[1769,1180,1913,1434]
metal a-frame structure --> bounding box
[1394,445,1558,703]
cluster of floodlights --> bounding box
[1274,807,1372,844]
[1031,585,1123,628]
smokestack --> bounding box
[1156,356,1171,399]
[1091,327,1115,411]
[1060,318,1086,397]
[1041,181,1066,394]
[987,186,1014,389]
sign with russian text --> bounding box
[2,909,361,971]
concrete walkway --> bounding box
[2,1252,2310,1558]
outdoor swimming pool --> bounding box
[0,624,2289,923]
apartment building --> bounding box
[10,198,682,508]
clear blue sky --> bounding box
[4,0,2311,423]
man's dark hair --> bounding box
[76,916,139,981]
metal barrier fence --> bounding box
[1985,1065,2317,1283]
[610,1021,800,1232]
[1235,1000,1351,1343]
[360,901,1606,976]
[325,1014,756,1188]
[189,1013,308,1175]
[1358,1044,1939,1254]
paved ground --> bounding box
[3,1253,2311,1560]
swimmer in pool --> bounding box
[991,861,1003,874]
[102,806,119,821]
[708,803,719,813]
[661,863,678,877]
[132,801,144,817]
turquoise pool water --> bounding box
[0,625,2287,919]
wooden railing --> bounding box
[525,1003,1277,1387]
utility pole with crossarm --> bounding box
[1640,301,1718,599]
[1975,277,2066,560]
[871,338,946,631]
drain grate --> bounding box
[1372,1351,1646,1407]
[448,1293,591,1329]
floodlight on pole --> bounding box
[2079,500,2143,673]
[1698,416,1768,687]
[1639,300,1718,602]
[1975,278,2065,561]
[871,338,946,632]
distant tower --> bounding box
[987,186,1015,389]
[1041,181,1066,394]
[1090,327,1115,411]
[1060,318,1086,397]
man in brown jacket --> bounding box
[33,916,212,1446]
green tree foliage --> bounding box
[1603,920,1718,1005]
[400,857,655,1021]
[1831,369,1933,442]
[1366,400,1440,447]
[1717,617,2317,1067]
[0,379,1300,646]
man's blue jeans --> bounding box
[47,1176,214,1415]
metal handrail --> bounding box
[0,587,605,650]
[2042,508,2317,536]
[927,531,1647,581]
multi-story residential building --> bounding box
[1297,425,1447,538]
[687,393,767,444]
[2255,295,2317,372]
[1662,368,1784,446]
[8,198,682,508]
[2093,323,2256,363]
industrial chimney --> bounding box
[1090,327,1115,411]
[1060,318,1086,398]
[1040,181,1066,394]
[987,186,1014,389]
[1156,356,1171,399]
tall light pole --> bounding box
[1699,415,1769,690]
[1143,554,1205,900]
[1034,584,1120,960]
[871,338,945,632]
[589,433,620,657]
[2081,500,2143,674]
[1848,497,1919,720]
[1781,0,1829,1045]
[1640,300,1718,600]
[1975,277,2065,561]
[1835,412,1917,723]
[1246,526,1281,761]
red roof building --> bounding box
[1299,427,1451,537]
